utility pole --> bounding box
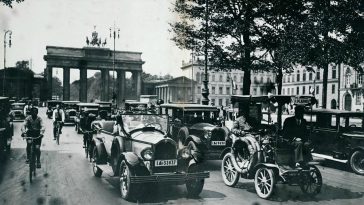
[201,0,210,105]
[3,30,12,96]
[110,24,120,103]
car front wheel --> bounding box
[254,167,275,199]
[92,147,102,177]
[221,152,240,187]
[350,150,364,175]
[186,162,204,198]
[119,161,136,201]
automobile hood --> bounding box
[190,123,216,131]
[132,131,172,145]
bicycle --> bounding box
[54,121,62,145]
[83,130,93,162]
[22,132,42,183]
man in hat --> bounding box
[52,104,65,139]
[282,105,311,167]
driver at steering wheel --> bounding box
[231,114,252,136]
[282,105,312,167]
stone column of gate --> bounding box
[63,67,70,101]
[47,66,53,100]
[132,71,142,100]
[79,68,87,102]
[101,69,109,101]
[117,70,126,108]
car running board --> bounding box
[312,153,348,163]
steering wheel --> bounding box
[144,123,163,130]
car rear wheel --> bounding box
[221,152,240,187]
[112,145,120,176]
[119,161,136,201]
[300,165,322,196]
[92,147,102,177]
[350,150,364,175]
[254,167,275,199]
[186,162,204,198]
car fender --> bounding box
[249,163,279,179]
[350,146,364,156]
[119,152,150,176]
[220,147,233,159]
[92,138,107,164]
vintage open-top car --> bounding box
[159,103,229,161]
[62,101,80,124]
[75,103,99,134]
[306,109,364,175]
[90,113,209,201]
[46,100,61,119]
[10,102,26,121]
[221,95,322,199]
[0,97,13,159]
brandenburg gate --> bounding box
[43,46,144,105]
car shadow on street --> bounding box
[234,181,363,202]
[104,177,226,203]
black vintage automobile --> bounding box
[10,102,26,121]
[159,103,229,161]
[74,103,99,134]
[46,100,61,119]
[306,109,364,175]
[0,97,13,159]
[221,95,322,199]
[62,101,80,124]
[96,101,112,119]
[124,101,149,113]
[90,114,209,201]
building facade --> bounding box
[154,76,196,103]
[339,64,364,111]
[181,59,276,106]
[281,64,339,109]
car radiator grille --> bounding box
[68,111,76,116]
[211,128,226,141]
[153,141,177,173]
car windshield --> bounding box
[121,114,168,134]
[11,105,24,110]
[184,111,219,124]
[340,116,364,129]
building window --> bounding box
[332,67,337,79]
[212,74,215,82]
[219,75,223,82]
[282,88,285,95]
[303,72,306,81]
[212,86,216,94]
[254,76,258,84]
[357,72,362,84]
[261,76,264,83]
[260,87,264,95]
[332,84,335,94]
[226,98,230,106]
[197,98,200,104]
[227,75,230,82]
[309,72,313,81]
[197,86,201,94]
[297,70,300,82]
[356,93,362,105]
[233,75,237,82]
[292,74,295,82]
[316,70,320,80]
[283,75,286,83]
[267,77,271,83]
[303,86,306,94]
[316,86,319,94]
[211,98,215,106]
[287,75,290,83]
[219,99,223,106]
[240,88,243,95]
[296,87,299,95]
[253,88,257,95]
[219,87,223,94]
[226,87,230,95]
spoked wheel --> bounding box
[300,165,322,196]
[221,153,240,187]
[119,161,136,201]
[350,150,364,175]
[254,167,275,199]
[92,147,102,177]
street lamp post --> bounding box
[109,24,120,103]
[201,0,209,105]
[3,30,12,96]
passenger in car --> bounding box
[231,114,252,136]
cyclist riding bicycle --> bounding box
[21,107,45,168]
[52,104,65,140]
[80,109,96,148]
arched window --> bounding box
[296,70,300,82]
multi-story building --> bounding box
[339,64,364,111]
[181,59,276,106]
[281,64,339,109]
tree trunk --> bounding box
[276,68,283,129]
[243,70,251,95]
[322,64,329,108]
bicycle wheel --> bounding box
[85,138,89,158]
[29,146,34,183]
[56,129,60,145]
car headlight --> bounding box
[141,148,154,160]
[180,147,191,159]
[204,130,212,139]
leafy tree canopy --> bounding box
[0,0,24,8]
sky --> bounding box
[0,0,190,83]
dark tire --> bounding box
[221,153,240,187]
[350,150,364,175]
[119,161,136,201]
[300,165,322,196]
[92,147,102,177]
[254,167,275,199]
[56,131,60,145]
[85,140,89,159]
[112,145,120,175]
[186,162,205,198]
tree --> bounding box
[15,60,30,70]
[170,0,303,95]
[0,0,24,8]
[295,0,363,108]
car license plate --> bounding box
[211,141,226,146]
[155,159,177,167]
